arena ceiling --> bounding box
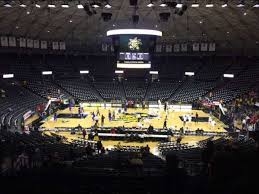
[0,0,259,48]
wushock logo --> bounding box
[128,37,142,51]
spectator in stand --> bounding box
[96,140,103,154]
[82,129,86,139]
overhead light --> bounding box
[176,3,183,8]
[42,71,52,75]
[48,4,56,8]
[91,3,100,8]
[191,3,199,7]
[205,4,214,7]
[20,4,27,8]
[107,29,162,36]
[185,72,195,76]
[35,4,41,8]
[199,21,203,24]
[26,11,30,14]
[223,74,234,78]
[77,4,84,9]
[221,3,228,7]
[16,26,19,29]
[115,70,124,74]
[149,71,158,75]
[253,3,259,7]
[4,3,12,7]
[80,70,89,74]
[243,12,247,15]
[3,74,14,79]
[61,4,69,8]
[237,1,245,7]
[104,3,112,8]
[69,20,72,23]
[147,1,154,7]
[160,3,167,7]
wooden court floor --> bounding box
[41,107,227,133]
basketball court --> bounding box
[40,106,227,133]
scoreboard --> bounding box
[116,35,152,68]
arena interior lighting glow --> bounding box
[253,3,259,7]
[191,3,199,7]
[107,29,162,36]
[104,3,112,8]
[42,71,52,75]
[237,3,245,7]
[205,4,214,7]
[117,63,151,69]
[221,3,228,7]
[223,74,234,78]
[115,70,124,74]
[160,3,167,7]
[4,3,12,7]
[48,4,56,8]
[80,70,89,74]
[185,72,195,76]
[147,2,154,7]
[61,4,69,8]
[20,4,27,7]
[77,4,83,9]
[3,74,14,79]
[35,4,41,8]
[149,71,158,75]
[176,3,183,8]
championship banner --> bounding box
[155,44,162,53]
[59,42,66,50]
[173,44,180,52]
[41,40,47,49]
[101,43,108,52]
[52,42,59,50]
[209,42,216,51]
[8,37,16,47]
[201,43,208,51]
[193,43,199,51]
[19,38,26,47]
[1,36,8,47]
[33,40,40,49]
[165,44,172,52]
[181,43,187,52]
[110,45,114,52]
[27,39,33,48]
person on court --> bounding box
[101,115,105,127]
[108,110,112,121]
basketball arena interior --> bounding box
[0,0,259,193]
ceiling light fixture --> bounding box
[61,4,69,8]
[205,4,214,8]
[237,1,245,7]
[4,3,12,7]
[147,1,154,7]
[48,4,56,8]
[160,2,167,7]
[20,4,27,8]
[77,4,84,9]
[35,4,41,8]
[176,3,183,8]
[221,3,228,7]
[191,3,199,7]
[104,3,112,8]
